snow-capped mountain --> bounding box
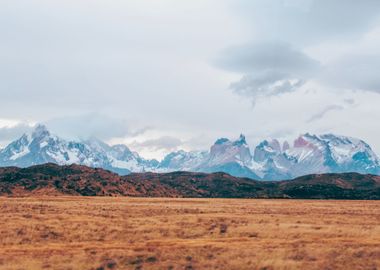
[159,133,380,180]
[157,150,208,171]
[195,135,260,179]
[252,133,380,179]
[0,125,379,180]
[0,125,157,175]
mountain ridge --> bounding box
[0,125,379,180]
[0,163,379,199]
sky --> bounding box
[1,0,380,159]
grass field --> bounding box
[0,197,379,270]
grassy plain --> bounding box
[0,197,379,270]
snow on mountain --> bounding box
[195,134,260,179]
[0,125,379,180]
[253,133,380,179]
[252,139,293,180]
[157,150,208,172]
[0,125,157,175]
[206,134,252,167]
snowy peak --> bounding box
[319,134,379,171]
[282,141,290,151]
[293,133,378,166]
[158,150,207,171]
[251,133,380,180]
[233,134,247,146]
[214,138,230,145]
[214,134,247,146]
[31,124,50,141]
[0,125,156,174]
[209,134,252,167]
[285,133,379,176]
[253,139,282,163]
[0,128,378,180]
[84,137,112,153]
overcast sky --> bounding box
[1,0,380,159]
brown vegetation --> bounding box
[0,197,379,269]
[1,163,380,199]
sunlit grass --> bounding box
[0,197,379,269]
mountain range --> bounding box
[1,163,379,199]
[0,124,379,180]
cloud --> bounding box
[343,98,355,105]
[230,72,305,105]
[236,0,380,45]
[0,123,33,146]
[321,54,380,93]
[44,113,136,141]
[0,0,380,158]
[217,42,320,74]
[218,1,380,104]
[307,105,344,123]
[131,136,183,152]
[217,42,320,103]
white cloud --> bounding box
[307,105,344,123]
[0,0,379,159]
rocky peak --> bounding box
[214,138,230,145]
[294,134,313,148]
[282,141,290,151]
[269,139,281,152]
[233,134,247,146]
[31,124,50,141]
[253,139,281,163]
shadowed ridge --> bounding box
[0,164,379,199]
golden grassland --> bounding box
[0,197,379,270]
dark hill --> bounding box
[0,163,379,199]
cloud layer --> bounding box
[0,0,380,158]
[217,0,380,104]
[217,42,320,103]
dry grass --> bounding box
[0,197,379,270]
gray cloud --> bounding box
[0,123,33,145]
[0,1,380,158]
[236,0,380,45]
[321,54,380,93]
[131,136,183,152]
[45,113,136,141]
[343,98,355,105]
[217,42,319,74]
[219,1,380,102]
[307,105,344,123]
[217,42,320,103]
[230,72,305,104]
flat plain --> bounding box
[0,197,379,270]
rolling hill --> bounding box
[0,163,379,199]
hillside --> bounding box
[1,163,379,199]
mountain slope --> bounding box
[0,125,379,180]
[253,133,380,179]
[195,135,260,179]
[0,125,157,175]
[0,163,379,199]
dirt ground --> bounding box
[0,197,379,270]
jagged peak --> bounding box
[257,140,269,147]
[111,144,133,155]
[214,134,247,146]
[299,132,319,140]
[233,134,247,146]
[214,138,230,145]
[282,140,290,151]
[269,139,281,152]
[31,124,50,139]
[85,136,111,150]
